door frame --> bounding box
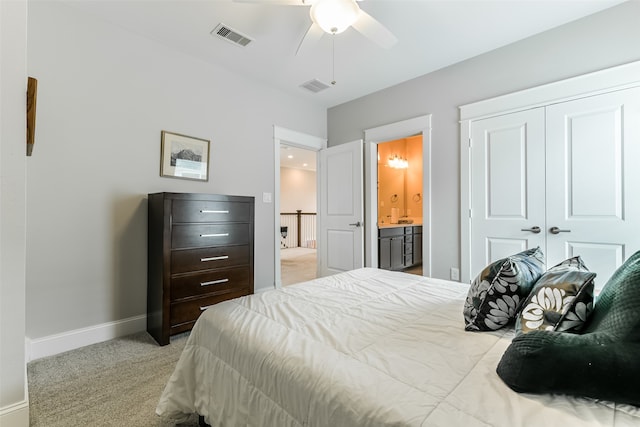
[363,114,432,277]
[273,125,326,288]
[460,60,640,283]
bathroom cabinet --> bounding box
[378,226,422,271]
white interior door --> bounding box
[470,108,546,278]
[545,87,640,286]
[319,140,364,276]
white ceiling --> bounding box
[62,0,626,109]
[280,145,318,171]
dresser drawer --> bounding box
[170,289,250,328]
[171,245,250,273]
[172,200,251,223]
[172,223,250,249]
[171,267,250,300]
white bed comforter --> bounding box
[157,268,640,426]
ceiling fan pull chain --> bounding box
[331,34,336,86]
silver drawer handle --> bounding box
[200,210,229,214]
[200,304,215,311]
[201,278,229,287]
[200,233,229,238]
[200,255,229,262]
[549,226,571,234]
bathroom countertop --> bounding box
[378,223,422,229]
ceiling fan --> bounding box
[235,0,398,55]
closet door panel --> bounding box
[470,108,546,278]
[546,87,640,287]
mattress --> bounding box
[157,268,640,426]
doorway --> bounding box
[364,115,432,276]
[377,135,424,276]
[279,145,318,286]
[273,126,326,288]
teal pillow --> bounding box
[497,250,640,406]
[516,256,595,335]
[463,247,545,331]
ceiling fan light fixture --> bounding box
[310,0,360,35]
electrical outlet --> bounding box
[450,267,460,281]
[262,192,272,203]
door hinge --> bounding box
[468,137,473,148]
[469,208,473,218]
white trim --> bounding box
[0,361,29,427]
[364,141,377,266]
[274,126,325,150]
[460,120,472,284]
[0,400,29,427]
[363,115,432,277]
[28,314,146,361]
[459,60,640,283]
[273,125,326,288]
[460,60,640,121]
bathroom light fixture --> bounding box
[310,0,360,35]
[388,154,408,169]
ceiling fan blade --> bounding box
[295,22,324,56]
[351,9,397,49]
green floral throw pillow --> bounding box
[464,247,545,331]
[516,256,595,335]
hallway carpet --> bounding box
[280,247,317,286]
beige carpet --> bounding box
[27,331,198,427]
[280,247,317,286]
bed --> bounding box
[156,268,640,426]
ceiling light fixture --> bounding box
[309,0,360,35]
[388,155,408,169]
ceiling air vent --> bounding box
[211,23,252,47]
[300,79,332,94]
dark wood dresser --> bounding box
[147,192,254,345]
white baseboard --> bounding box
[28,314,147,361]
[0,400,29,427]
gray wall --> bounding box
[327,1,640,280]
[26,2,326,339]
[0,0,28,422]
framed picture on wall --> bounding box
[160,130,210,181]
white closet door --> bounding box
[545,87,640,288]
[470,108,546,278]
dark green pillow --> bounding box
[464,247,545,331]
[516,256,595,335]
[497,250,640,406]
[583,250,640,340]
[497,331,640,405]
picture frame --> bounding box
[160,130,210,181]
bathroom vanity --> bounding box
[378,225,422,271]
